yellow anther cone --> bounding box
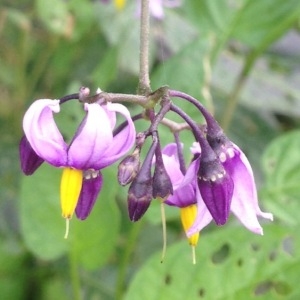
[180,204,199,246]
[114,0,125,10]
[60,167,83,219]
[180,204,199,264]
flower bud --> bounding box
[152,144,173,200]
[127,178,153,222]
[19,135,44,175]
[118,148,140,186]
[127,138,157,221]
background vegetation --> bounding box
[1,0,300,299]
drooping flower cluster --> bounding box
[20,86,272,260]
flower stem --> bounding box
[160,201,167,263]
[138,0,151,95]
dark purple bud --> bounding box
[152,163,173,200]
[118,148,140,186]
[152,142,173,200]
[127,178,153,222]
[75,170,103,220]
[127,137,158,221]
[19,135,44,175]
[198,157,233,225]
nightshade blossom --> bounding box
[187,142,273,237]
[161,143,211,247]
[22,99,136,221]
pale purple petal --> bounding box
[75,173,103,220]
[187,185,213,237]
[162,143,197,207]
[161,143,180,161]
[179,157,200,187]
[225,145,273,235]
[162,153,183,185]
[190,142,201,155]
[23,99,67,167]
[101,103,116,129]
[95,102,136,169]
[163,0,182,8]
[68,103,113,169]
[165,183,195,207]
[150,0,165,19]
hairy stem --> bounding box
[138,0,151,95]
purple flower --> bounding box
[21,99,136,220]
[187,142,273,237]
[162,143,196,208]
[161,143,212,246]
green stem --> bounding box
[115,220,144,300]
[69,246,82,300]
[220,51,256,132]
[138,0,151,95]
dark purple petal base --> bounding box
[19,135,44,175]
[75,173,103,220]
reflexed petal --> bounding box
[179,157,200,187]
[23,99,67,167]
[96,102,136,169]
[75,173,103,220]
[19,135,44,175]
[68,103,113,169]
[162,143,197,207]
[101,103,117,129]
[190,142,201,155]
[165,183,195,207]
[187,185,213,237]
[161,143,181,162]
[224,145,273,234]
[162,153,183,185]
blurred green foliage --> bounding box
[1,0,300,299]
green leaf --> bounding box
[184,0,237,34]
[91,47,118,90]
[125,225,300,300]
[19,164,121,269]
[70,167,121,270]
[35,0,71,36]
[20,165,68,260]
[232,0,300,50]
[151,37,210,99]
[261,130,300,226]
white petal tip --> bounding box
[250,227,264,235]
[260,212,274,221]
[96,87,102,94]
